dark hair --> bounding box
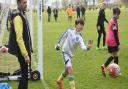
[75,18,84,26]
[17,0,21,4]
[69,4,71,6]
[113,7,121,15]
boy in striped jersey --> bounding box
[55,18,93,89]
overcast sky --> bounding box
[0,0,16,4]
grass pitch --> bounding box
[0,8,128,89]
[43,8,128,89]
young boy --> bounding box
[55,18,93,89]
[96,3,108,50]
[101,7,121,78]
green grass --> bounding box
[43,9,128,89]
[0,8,128,89]
[0,12,43,89]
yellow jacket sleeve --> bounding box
[13,16,28,57]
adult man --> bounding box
[47,6,51,22]
[81,6,86,20]
[53,7,58,22]
[76,6,80,18]
[8,0,32,89]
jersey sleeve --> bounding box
[79,36,87,51]
[112,24,120,45]
[58,30,69,45]
[13,16,28,57]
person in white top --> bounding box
[55,18,93,89]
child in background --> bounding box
[96,3,108,50]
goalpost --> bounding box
[0,0,43,81]
[29,0,43,80]
[37,0,43,80]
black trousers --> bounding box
[81,13,85,20]
[97,26,106,47]
[77,13,80,18]
[17,54,31,89]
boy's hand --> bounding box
[97,26,100,31]
[87,39,93,49]
[55,44,60,51]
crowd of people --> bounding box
[46,4,86,23]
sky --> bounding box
[44,0,115,7]
[0,0,115,8]
[0,0,16,4]
[44,0,62,7]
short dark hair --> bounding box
[17,0,22,4]
[75,18,84,26]
[113,7,121,15]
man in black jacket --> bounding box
[8,0,32,89]
[81,6,86,20]
[76,6,80,19]
[53,8,58,22]
[47,6,51,22]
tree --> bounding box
[97,0,105,3]
[62,0,68,9]
[121,0,128,7]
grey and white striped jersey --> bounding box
[58,28,87,57]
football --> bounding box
[108,63,120,77]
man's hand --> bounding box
[0,46,8,53]
[24,55,30,64]
[55,44,60,51]
[87,39,93,49]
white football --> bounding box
[108,63,120,77]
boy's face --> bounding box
[76,23,84,32]
[115,14,120,19]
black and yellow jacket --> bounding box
[8,8,32,57]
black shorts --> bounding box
[97,29,106,34]
[108,46,119,53]
[97,26,105,33]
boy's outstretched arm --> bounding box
[55,30,69,51]
[80,38,93,51]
